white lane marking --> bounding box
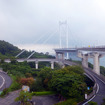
[82,95,96,105]
[0,74,5,89]
[96,83,99,94]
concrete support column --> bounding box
[62,53,65,60]
[82,55,88,68]
[93,53,100,75]
[56,53,59,59]
[51,61,54,69]
[77,52,83,58]
[35,61,38,69]
[66,52,69,59]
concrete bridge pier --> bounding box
[93,53,100,75]
[35,61,38,69]
[82,55,88,68]
[61,53,65,60]
[51,61,54,69]
[56,53,59,59]
[56,52,64,60]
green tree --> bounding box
[25,73,32,78]
[49,66,86,101]
[15,91,32,105]
[30,78,44,91]
[11,58,17,64]
[38,67,53,88]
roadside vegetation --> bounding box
[0,58,91,104]
[15,91,32,105]
[88,101,97,105]
[0,57,90,103]
[0,40,96,104]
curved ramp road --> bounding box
[83,69,105,105]
[0,72,12,91]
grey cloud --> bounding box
[0,0,105,48]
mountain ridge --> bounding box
[0,40,54,59]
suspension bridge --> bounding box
[1,21,105,104]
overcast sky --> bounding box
[0,0,105,53]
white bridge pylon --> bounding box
[59,20,69,48]
[59,21,69,59]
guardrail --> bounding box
[99,74,105,83]
[84,69,97,100]
[77,67,97,105]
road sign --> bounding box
[22,85,30,92]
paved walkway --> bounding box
[31,95,59,105]
[0,90,59,105]
[0,90,20,105]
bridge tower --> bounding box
[59,21,69,59]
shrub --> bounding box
[101,98,105,105]
[15,91,32,105]
[25,73,32,78]
[0,88,9,97]
[8,75,21,91]
[30,78,44,91]
[54,99,77,105]
[9,82,21,91]
[88,101,97,105]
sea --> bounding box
[67,52,105,67]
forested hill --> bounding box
[0,40,54,59]
[0,40,21,58]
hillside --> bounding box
[0,40,54,59]
[0,40,21,58]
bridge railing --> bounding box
[100,74,105,83]
[87,83,97,100]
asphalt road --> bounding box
[0,72,12,91]
[85,69,105,105]
[0,75,3,89]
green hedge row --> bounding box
[31,91,55,96]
